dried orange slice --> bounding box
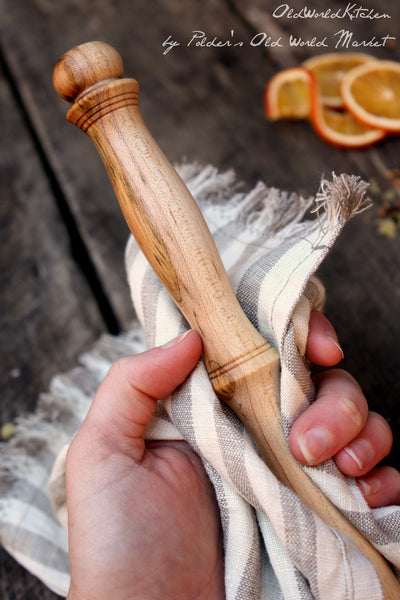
[264,67,311,120]
[303,53,373,108]
[309,74,386,148]
[341,60,400,132]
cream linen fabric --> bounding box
[1,164,399,599]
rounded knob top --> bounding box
[53,41,124,103]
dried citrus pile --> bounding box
[264,53,400,149]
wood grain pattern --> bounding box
[53,41,400,599]
[0,49,103,600]
[1,1,400,597]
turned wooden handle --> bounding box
[53,42,399,598]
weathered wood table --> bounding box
[1,1,399,597]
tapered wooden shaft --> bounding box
[53,42,400,598]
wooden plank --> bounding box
[0,0,399,596]
[1,0,399,456]
[0,52,104,600]
[222,0,400,466]
[0,0,340,330]
[0,64,105,421]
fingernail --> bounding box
[343,445,364,470]
[357,476,381,497]
[325,330,344,359]
[298,427,332,465]
[160,330,191,349]
[343,439,374,471]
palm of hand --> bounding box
[67,435,223,600]
[66,325,399,600]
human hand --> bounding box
[289,310,400,509]
[66,312,399,600]
[66,330,224,600]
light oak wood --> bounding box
[53,41,400,598]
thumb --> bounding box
[82,330,202,461]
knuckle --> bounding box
[337,392,366,431]
[108,356,129,379]
[316,369,368,432]
[370,411,393,448]
[332,369,368,429]
[105,356,137,391]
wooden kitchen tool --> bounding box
[53,41,400,598]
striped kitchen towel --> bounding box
[1,164,399,599]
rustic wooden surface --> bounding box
[1,1,399,597]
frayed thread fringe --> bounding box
[0,325,146,489]
[314,173,371,228]
[177,164,370,240]
[0,166,370,487]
